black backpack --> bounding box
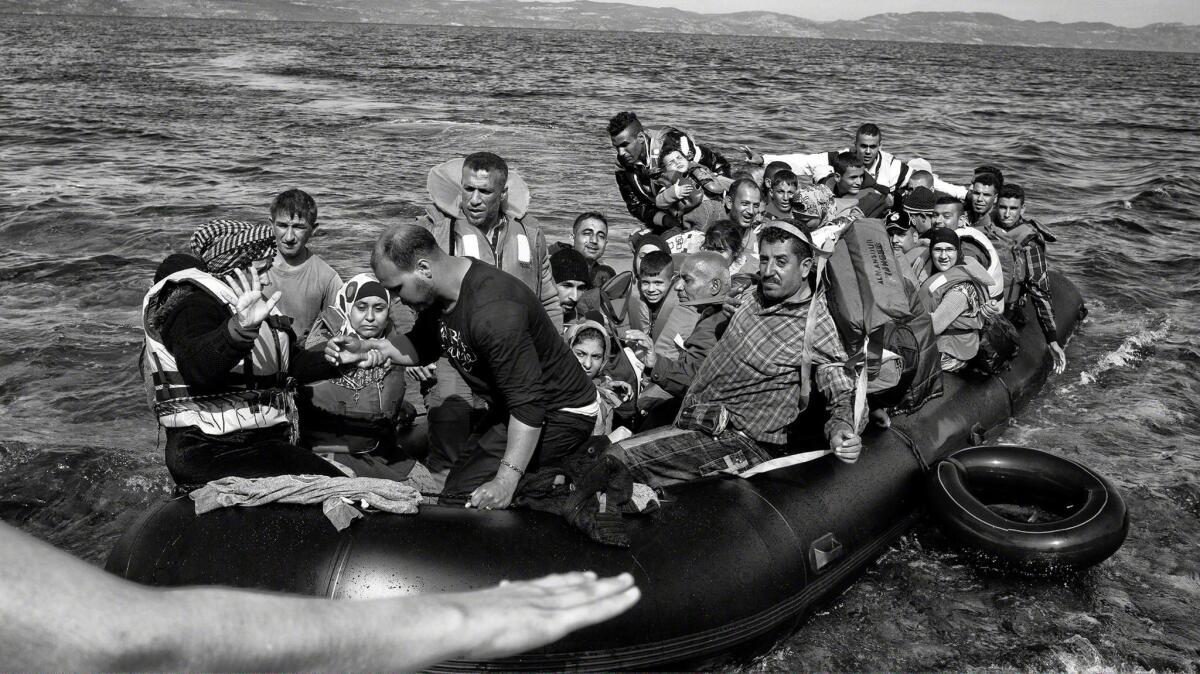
[966,311,1021,376]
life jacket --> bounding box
[620,126,710,205]
[824,218,943,415]
[299,307,408,454]
[141,268,291,436]
[954,226,1005,307]
[869,149,911,192]
[917,262,992,362]
[983,219,1050,310]
[421,157,547,298]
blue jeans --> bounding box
[607,425,774,489]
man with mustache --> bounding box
[417,152,562,484]
[608,222,862,488]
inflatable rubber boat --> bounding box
[108,272,1088,671]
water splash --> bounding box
[1077,318,1170,386]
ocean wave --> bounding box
[1077,318,1170,386]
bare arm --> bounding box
[469,415,542,510]
[0,524,638,671]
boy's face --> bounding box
[837,167,866,195]
[638,268,673,305]
[770,181,796,212]
[272,213,315,261]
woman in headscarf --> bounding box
[562,317,637,440]
[299,274,414,476]
[141,220,347,488]
[917,228,996,372]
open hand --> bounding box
[831,426,862,463]
[226,267,281,332]
[456,571,640,661]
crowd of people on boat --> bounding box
[140,112,1067,512]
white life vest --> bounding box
[954,225,1005,306]
[869,149,910,191]
[141,268,291,436]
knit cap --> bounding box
[551,248,591,285]
[904,186,937,214]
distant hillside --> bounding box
[4,0,1198,53]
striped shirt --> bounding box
[681,288,856,445]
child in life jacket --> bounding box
[564,319,636,441]
[917,228,995,372]
[299,274,415,478]
[653,150,730,244]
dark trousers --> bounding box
[421,358,488,474]
[166,426,343,488]
[441,408,596,498]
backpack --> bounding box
[825,218,943,415]
[966,310,1021,376]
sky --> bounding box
[607,0,1200,27]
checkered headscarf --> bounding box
[189,219,275,276]
[790,184,835,221]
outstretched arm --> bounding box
[0,523,639,671]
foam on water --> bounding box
[1077,318,1171,386]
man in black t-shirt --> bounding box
[327,224,597,509]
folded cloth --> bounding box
[191,474,422,531]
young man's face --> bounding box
[460,167,507,229]
[969,182,997,216]
[855,133,881,167]
[724,183,763,229]
[638,268,672,305]
[573,218,608,263]
[349,297,390,339]
[272,213,315,262]
[996,196,1025,228]
[759,239,812,302]
[837,167,866,195]
[555,279,585,313]
[935,201,964,229]
[770,181,796,212]
[610,124,645,168]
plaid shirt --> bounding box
[681,288,856,445]
[980,219,1058,342]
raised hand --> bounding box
[226,267,281,331]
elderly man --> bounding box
[608,223,862,488]
[329,224,598,509]
[418,151,562,479]
[608,111,730,234]
[630,251,732,402]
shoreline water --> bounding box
[1,14,1198,671]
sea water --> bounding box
[1,14,1198,671]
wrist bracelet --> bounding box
[498,458,526,477]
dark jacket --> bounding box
[648,303,729,397]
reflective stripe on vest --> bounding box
[919,266,985,362]
[141,268,291,436]
[955,226,1005,300]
